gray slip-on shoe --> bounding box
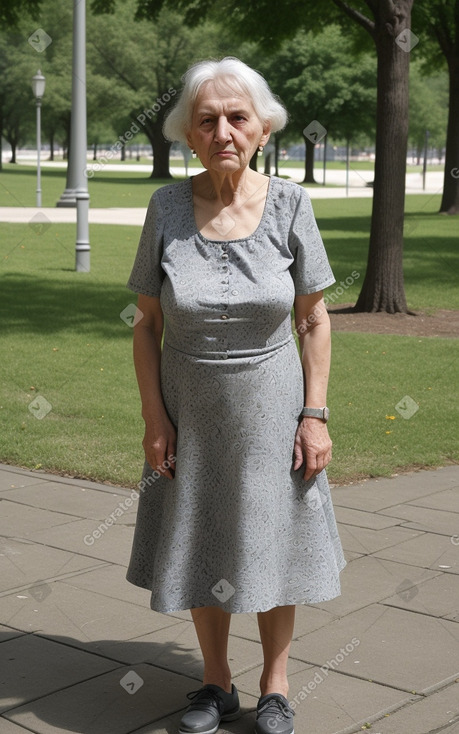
[254,693,295,734]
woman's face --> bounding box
[186,80,270,174]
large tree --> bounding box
[0,30,37,168]
[414,0,459,215]
[247,26,376,184]
[89,1,225,178]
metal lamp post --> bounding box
[31,70,46,207]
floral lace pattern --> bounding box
[126,176,346,614]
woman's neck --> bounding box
[194,167,268,207]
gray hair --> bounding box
[163,57,288,144]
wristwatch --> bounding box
[301,407,330,422]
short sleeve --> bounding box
[127,191,165,297]
[288,186,335,295]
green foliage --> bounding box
[251,25,377,143]
[0,0,41,25]
[408,62,448,152]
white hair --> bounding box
[163,57,288,144]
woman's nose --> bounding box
[214,116,231,143]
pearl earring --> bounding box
[192,150,197,159]
[257,145,264,156]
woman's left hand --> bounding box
[293,418,332,481]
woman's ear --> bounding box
[261,125,271,146]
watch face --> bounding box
[323,407,330,421]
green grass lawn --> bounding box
[0,193,457,485]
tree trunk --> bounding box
[93,142,97,160]
[302,135,316,183]
[264,152,272,174]
[150,131,172,178]
[354,5,412,313]
[143,109,173,178]
[9,139,17,163]
[49,130,54,161]
[439,53,459,214]
[120,140,126,161]
[274,133,280,176]
[0,108,3,171]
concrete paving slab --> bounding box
[381,572,459,619]
[56,561,155,606]
[0,536,106,594]
[331,466,459,512]
[0,463,134,495]
[0,717,40,733]
[0,498,83,537]
[25,517,134,565]
[242,664,411,734]
[378,503,459,536]
[3,481,138,521]
[367,680,459,733]
[290,604,459,693]
[374,532,459,574]
[226,605,338,644]
[292,605,340,641]
[0,468,46,492]
[93,620,268,681]
[64,565,192,625]
[231,656,313,697]
[0,580,179,647]
[313,554,440,616]
[409,487,459,513]
[0,624,25,642]
[334,506,401,530]
[0,633,119,714]
[337,524,422,555]
[5,663,199,734]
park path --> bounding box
[0,461,458,734]
[0,167,445,226]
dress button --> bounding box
[221,253,229,260]
[231,289,238,295]
[220,314,229,320]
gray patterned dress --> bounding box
[126,175,346,614]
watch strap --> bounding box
[301,407,329,421]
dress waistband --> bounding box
[163,334,296,362]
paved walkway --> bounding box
[0,168,445,227]
[0,462,458,733]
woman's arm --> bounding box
[133,293,176,479]
[293,291,333,481]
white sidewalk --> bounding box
[0,164,444,226]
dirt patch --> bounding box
[328,305,459,338]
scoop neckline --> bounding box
[190,174,274,244]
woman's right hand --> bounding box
[142,416,177,480]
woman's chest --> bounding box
[192,187,269,241]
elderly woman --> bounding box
[126,57,345,734]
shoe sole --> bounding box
[178,707,241,734]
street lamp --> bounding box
[31,70,46,207]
